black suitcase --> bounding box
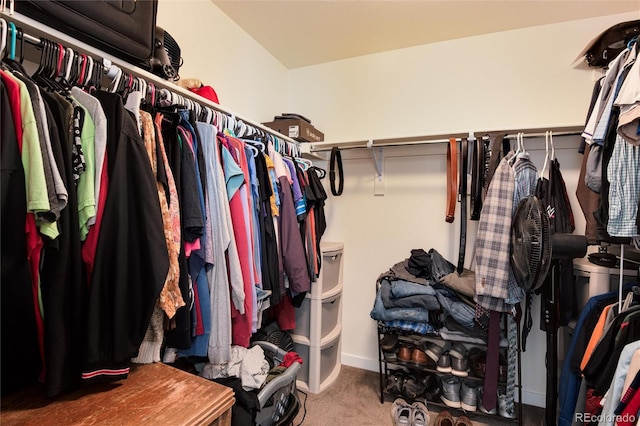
[16,0,158,66]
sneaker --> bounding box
[436,353,451,373]
[440,375,461,409]
[450,356,469,377]
[411,401,430,426]
[498,387,516,419]
[449,342,467,360]
[477,386,497,415]
[460,380,478,412]
[391,398,412,426]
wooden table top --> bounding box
[1,363,235,426]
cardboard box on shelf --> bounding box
[263,118,324,143]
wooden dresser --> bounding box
[1,363,235,425]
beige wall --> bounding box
[159,3,639,407]
[157,0,288,123]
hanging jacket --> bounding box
[82,92,169,382]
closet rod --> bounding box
[1,10,301,157]
[306,125,584,152]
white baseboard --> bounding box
[521,390,545,408]
[341,353,380,372]
[341,352,546,409]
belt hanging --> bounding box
[330,146,344,196]
[446,138,457,223]
[470,136,485,220]
[484,133,507,193]
[457,137,468,273]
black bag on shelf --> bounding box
[15,0,158,65]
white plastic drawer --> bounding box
[293,341,310,384]
[293,297,311,339]
[320,249,342,295]
[321,293,341,340]
[320,336,341,384]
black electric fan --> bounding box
[511,196,552,293]
[511,195,586,426]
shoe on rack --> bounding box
[498,387,516,419]
[448,342,467,360]
[436,353,451,373]
[477,386,497,415]
[433,410,455,426]
[402,374,427,400]
[423,374,442,403]
[381,333,399,353]
[398,345,413,363]
[440,375,461,409]
[460,380,478,412]
[411,347,429,366]
[386,371,405,395]
[411,401,430,426]
[454,415,473,426]
[391,398,412,426]
[384,351,398,362]
[450,356,469,377]
[425,341,450,363]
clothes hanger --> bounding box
[549,130,555,162]
[76,54,85,86]
[540,131,550,179]
[109,67,122,93]
[245,138,265,152]
[67,49,79,86]
[82,55,92,88]
[147,82,156,106]
[295,157,312,171]
[245,142,259,158]
[33,40,60,92]
[7,22,16,60]
[511,132,521,159]
[517,132,529,160]
[61,47,74,85]
[16,26,23,63]
[313,165,326,179]
[0,19,7,59]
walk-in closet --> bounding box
[1,1,639,425]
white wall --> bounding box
[156,0,288,124]
[288,11,639,408]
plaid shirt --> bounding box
[607,135,640,238]
[475,153,515,312]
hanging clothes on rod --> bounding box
[0,19,326,401]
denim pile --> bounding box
[370,248,486,337]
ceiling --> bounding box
[212,0,640,69]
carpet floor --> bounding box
[291,365,544,426]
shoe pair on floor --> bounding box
[392,398,429,426]
[432,410,471,426]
